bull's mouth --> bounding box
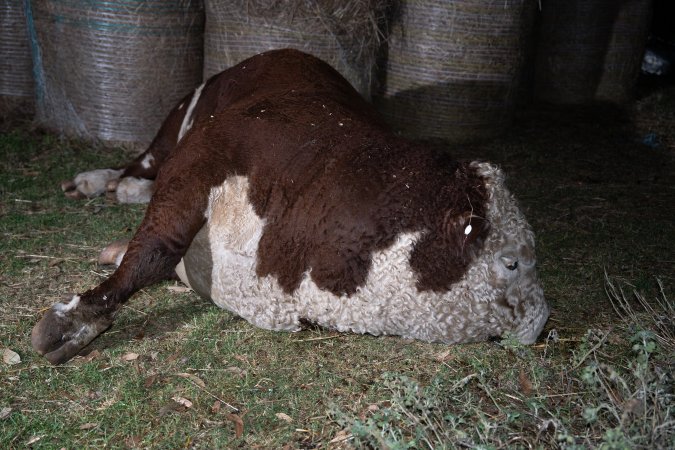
[516,296,550,344]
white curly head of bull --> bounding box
[474,162,549,344]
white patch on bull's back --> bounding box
[177,82,205,143]
[73,169,123,197]
[180,166,549,345]
[141,154,155,170]
[115,177,154,204]
[54,295,80,317]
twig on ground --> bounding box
[294,334,345,343]
[175,374,239,412]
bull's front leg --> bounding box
[33,165,215,364]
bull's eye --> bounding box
[506,261,518,271]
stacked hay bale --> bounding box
[0,1,34,115]
[28,0,204,144]
[535,0,652,104]
[204,0,390,99]
[595,0,653,103]
[375,0,536,142]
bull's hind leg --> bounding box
[34,135,231,364]
[61,87,200,203]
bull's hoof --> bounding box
[32,296,113,365]
[114,177,154,204]
[61,180,87,199]
[98,240,129,266]
[65,190,87,200]
[60,179,76,192]
[61,169,124,200]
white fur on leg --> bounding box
[73,169,123,197]
[53,295,81,317]
[115,177,154,204]
[141,154,155,170]
[178,82,205,142]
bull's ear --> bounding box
[457,213,490,247]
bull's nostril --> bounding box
[507,261,518,271]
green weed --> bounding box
[332,281,674,449]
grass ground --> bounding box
[0,86,673,448]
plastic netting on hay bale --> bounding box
[28,0,204,145]
[375,0,535,142]
[535,0,652,105]
[204,0,390,99]
[0,1,34,115]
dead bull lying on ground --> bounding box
[33,49,549,365]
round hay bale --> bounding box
[595,0,652,103]
[535,0,652,105]
[204,0,390,99]
[374,0,536,142]
[28,0,204,144]
[0,1,34,115]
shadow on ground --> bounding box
[440,99,674,333]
